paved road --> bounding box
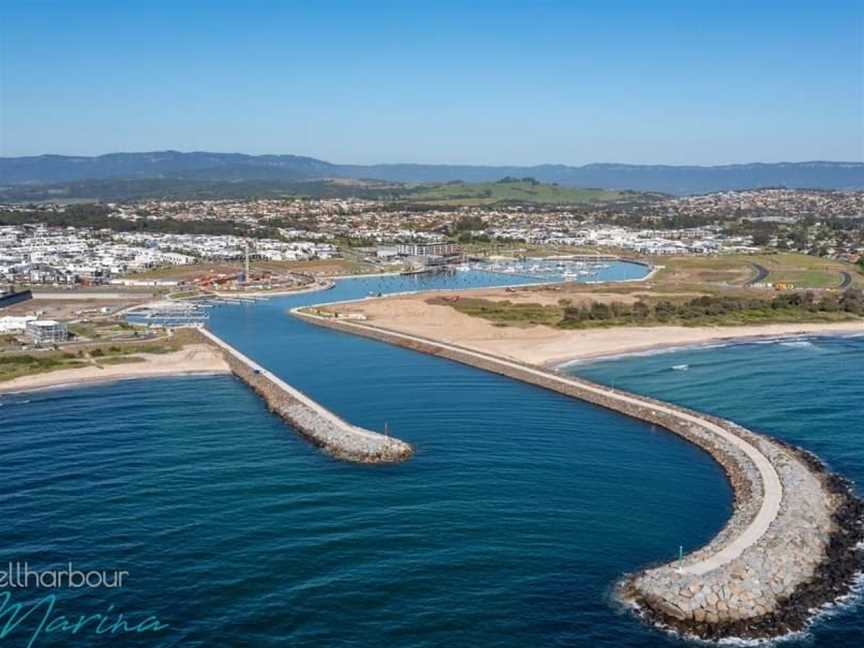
[746,263,770,286]
[31,291,150,300]
[839,271,853,289]
[298,309,784,577]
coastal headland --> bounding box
[294,304,864,640]
[196,328,413,464]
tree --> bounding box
[633,301,651,319]
[819,293,841,312]
[655,300,677,321]
[752,230,772,246]
[589,302,612,320]
[452,215,484,233]
[841,288,864,315]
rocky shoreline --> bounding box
[622,449,864,641]
[294,308,864,640]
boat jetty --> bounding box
[459,255,616,282]
[126,300,211,326]
[126,294,270,326]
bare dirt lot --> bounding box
[1,296,150,319]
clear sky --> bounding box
[1,0,862,165]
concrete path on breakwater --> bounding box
[197,327,413,464]
[293,306,855,640]
[294,309,782,573]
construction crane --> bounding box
[244,239,251,284]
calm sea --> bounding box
[1,265,860,647]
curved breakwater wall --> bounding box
[293,309,864,640]
[195,328,413,464]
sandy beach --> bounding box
[329,293,864,366]
[0,344,230,394]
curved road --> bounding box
[747,262,770,286]
[839,271,853,289]
[296,307,784,577]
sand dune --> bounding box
[332,294,864,366]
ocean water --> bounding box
[1,264,860,646]
[569,334,864,646]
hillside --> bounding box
[0,177,409,202]
[2,152,861,195]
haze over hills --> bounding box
[1,151,862,195]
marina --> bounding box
[460,257,613,282]
[5,2,861,646]
[125,296,269,326]
[126,301,211,326]
[2,266,862,647]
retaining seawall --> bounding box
[196,327,413,464]
[293,308,864,640]
[0,289,32,309]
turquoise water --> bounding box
[1,264,860,646]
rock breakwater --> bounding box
[196,327,413,464]
[294,308,864,640]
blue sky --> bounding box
[1,0,862,164]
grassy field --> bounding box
[0,328,200,383]
[652,256,754,288]
[765,270,841,288]
[651,252,860,291]
[402,180,637,206]
[66,320,145,343]
[416,250,864,332]
[0,354,90,382]
[457,249,857,292]
[746,253,859,289]
[97,356,148,365]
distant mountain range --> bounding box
[1,151,862,195]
